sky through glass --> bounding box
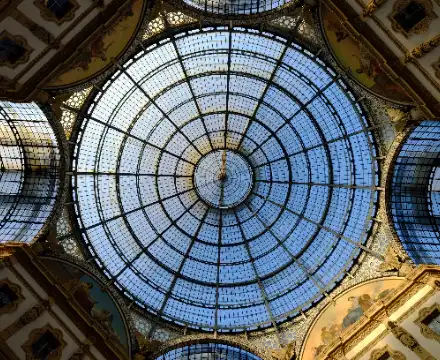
[73,27,378,331]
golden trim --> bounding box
[33,0,79,25]
[388,0,437,38]
[415,303,440,343]
[433,58,440,79]
[404,34,440,63]
[388,321,435,360]
[22,324,67,360]
[0,278,24,315]
[370,345,406,360]
[362,0,388,18]
[0,31,33,69]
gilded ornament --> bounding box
[404,34,440,63]
[388,0,437,38]
[370,345,406,360]
[414,303,440,343]
[362,0,388,18]
[378,244,413,276]
[271,341,296,360]
[388,321,435,360]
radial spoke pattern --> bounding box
[73,28,378,331]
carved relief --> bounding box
[388,321,435,359]
[378,245,414,276]
[362,0,388,18]
[0,31,33,68]
[433,58,440,79]
[388,0,437,38]
[33,0,79,25]
[415,303,440,343]
[0,278,24,315]
[0,303,47,340]
[404,34,440,62]
[370,345,406,360]
[22,324,66,360]
[271,341,296,360]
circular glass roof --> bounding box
[73,27,378,331]
[181,0,295,15]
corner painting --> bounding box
[39,258,129,353]
[301,277,405,360]
[320,4,413,104]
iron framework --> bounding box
[0,101,61,244]
[71,27,379,332]
[390,120,440,264]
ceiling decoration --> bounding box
[72,27,379,332]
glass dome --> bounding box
[180,0,296,15]
[72,27,378,331]
[156,343,261,360]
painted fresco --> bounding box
[301,277,405,360]
[40,258,129,352]
[321,5,412,104]
[44,0,144,89]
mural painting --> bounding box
[301,277,405,360]
[321,4,413,104]
[44,0,144,89]
[39,258,129,353]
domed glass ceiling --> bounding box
[73,27,378,331]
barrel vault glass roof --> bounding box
[391,121,440,265]
[181,0,296,15]
[72,27,379,331]
[156,343,261,360]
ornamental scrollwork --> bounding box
[414,303,440,343]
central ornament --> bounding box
[194,150,253,209]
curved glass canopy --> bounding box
[181,0,295,15]
[0,101,61,244]
[156,343,261,360]
[391,121,440,264]
[73,27,378,331]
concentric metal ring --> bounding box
[72,27,378,331]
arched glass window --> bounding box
[156,343,261,360]
[0,101,61,244]
[390,120,440,264]
[72,27,378,331]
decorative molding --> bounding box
[0,302,50,340]
[0,278,25,315]
[9,9,59,46]
[404,34,440,63]
[33,0,80,25]
[370,345,406,360]
[0,30,33,68]
[362,0,388,18]
[433,58,440,79]
[388,321,435,360]
[388,0,437,38]
[21,324,67,360]
[414,303,440,343]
